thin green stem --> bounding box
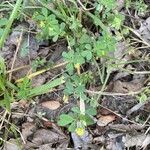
[93,58,104,84]
[96,70,110,101]
[86,11,108,32]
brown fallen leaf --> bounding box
[41,101,61,110]
[112,80,143,93]
[22,122,37,141]
[23,129,68,149]
[42,120,52,128]
[138,17,150,44]
[97,115,116,127]
[123,134,150,148]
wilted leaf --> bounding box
[97,115,116,127]
[123,134,150,148]
[41,100,60,110]
[24,129,68,149]
[22,122,36,141]
[112,80,143,93]
[138,17,150,44]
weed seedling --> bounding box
[58,106,96,136]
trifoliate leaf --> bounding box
[42,7,48,17]
[58,114,74,126]
[81,50,92,60]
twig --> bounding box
[16,61,68,83]
[98,104,144,126]
[7,65,30,74]
[0,110,8,131]
[9,30,23,81]
[86,87,146,96]
[77,0,95,11]
[125,26,150,47]
[126,103,145,116]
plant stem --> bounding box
[96,70,110,101]
[76,65,86,116]
[86,12,108,32]
[0,0,23,48]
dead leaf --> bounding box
[107,134,124,150]
[123,134,150,148]
[112,80,143,93]
[93,136,106,144]
[7,24,27,46]
[3,139,21,150]
[32,75,46,87]
[141,135,150,149]
[18,100,29,109]
[22,122,37,141]
[24,129,68,149]
[42,120,52,128]
[41,101,61,110]
[109,124,144,132]
[97,115,116,127]
[138,17,150,44]
[9,58,30,80]
[108,42,131,72]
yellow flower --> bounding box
[63,94,69,103]
[75,127,85,136]
[74,63,80,74]
[40,21,45,27]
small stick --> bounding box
[86,87,146,96]
[9,30,23,81]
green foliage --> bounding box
[108,11,125,30]
[58,114,75,126]
[31,57,46,72]
[98,0,117,11]
[0,56,13,111]
[17,76,65,99]
[62,32,94,74]
[137,88,150,103]
[17,78,31,100]
[94,32,116,56]
[58,106,96,134]
[1,0,147,136]
[0,18,8,37]
[135,0,148,16]
[64,73,92,100]
[32,7,66,41]
[0,56,65,110]
[29,76,65,97]
[0,0,23,48]
[126,0,148,16]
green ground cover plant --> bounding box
[0,0,149,141]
